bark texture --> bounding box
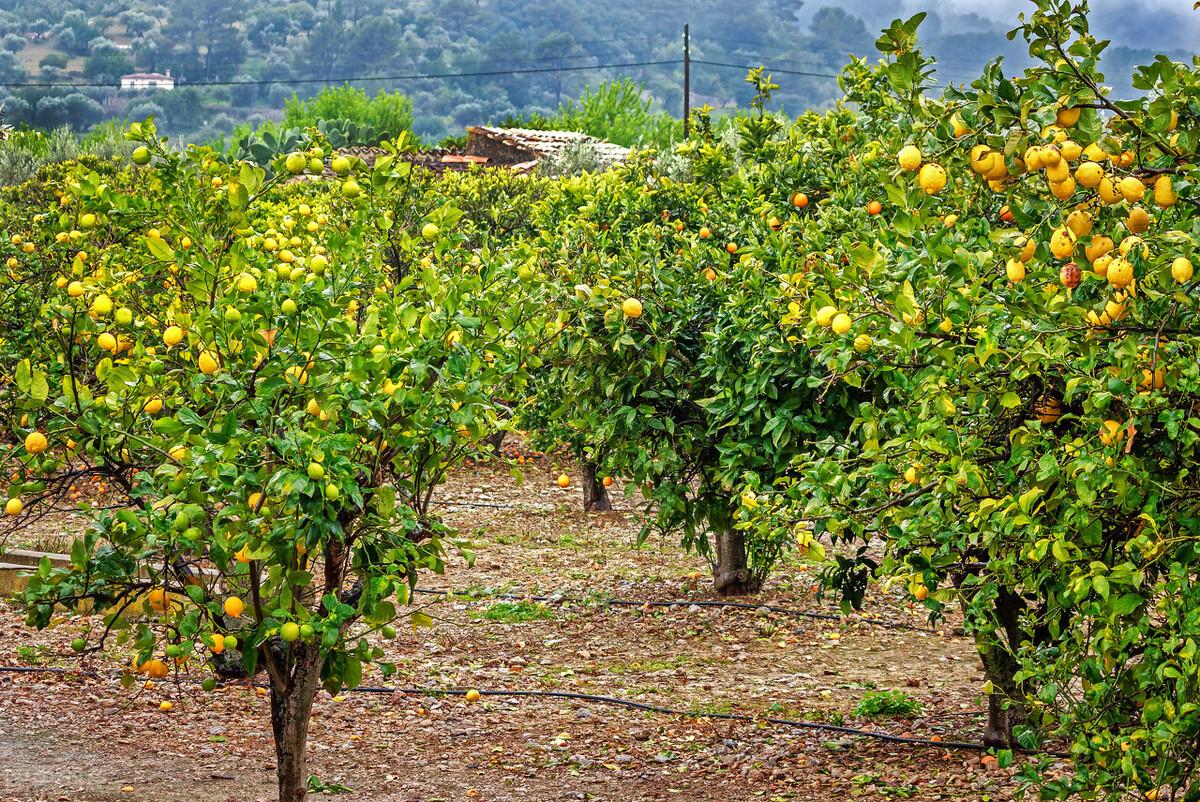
[582,461,612,511]
[712,528,761,596]
[270,643,324,802]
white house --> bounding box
[119,72,175,91]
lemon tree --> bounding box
[526,100,862,595]
[2,123,543,801]
[746,2,1200,793]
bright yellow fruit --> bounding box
[1170,256,1193,283]
[223,596,245,618]
[96,332,117,352]
[1075,161,1104,188]
[897,145,922,171]
[1119,236,1149,260]
[24,431,47,454]
[814,306,838,327]
[198,350,219,375]
[163,326,184,347]
[1106,258,1134,289]
[853,334,872,353]
[237,273,258,293]
[1006,258,1026,283]
[1085,236,1114,264]
[1050,176,1076,200]
[1066,210,1093,238]
[1056,106,1081,127]
[621,297,643,318]
[1050,227,1077,259]
[1118,176,1145,203]
[1099,420,1124,446]
[1045,158,1071,184]
[5,497,23,516]
[918,163,947,194]
[1154,175,1177,207]
[1126,206,1150,234]
[831,313,852,335]
[1097,177,1123,205]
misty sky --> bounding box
[795,0,1200,54]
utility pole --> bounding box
[683,24,691,138]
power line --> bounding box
[691,59,839,79]
[0,59,679,90]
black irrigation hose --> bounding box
[412,587,935,633]
[0,666,1069,758]
[0,665,99,677]
[324,685,1075,758]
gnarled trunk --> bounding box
[582,460,611,511]
[712,528,760,596]
[973,589,1029,747]
[270,642,324,802]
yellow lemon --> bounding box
[1170,256,1193,283]
[1118,176,1145,203]
[1066,210,1093,238]
[198,350,219,375]
[831,313,852,335]
[918,163,947,194]
[1153,175,1176,207]
[1106,258,1134,289]
[1099,420,1124,446]
[1085,236,1114,264]
[897,145,922,171]
[163,326,184,347]
[1097,177,1123,205]
[1075,161,1104,188]
[1049,227,1077,259]
[1056,106,1081,127]
[1006,258,1026,283]
[621,298,643,318]
[1126,207,1150,234]
[814,306,838,327]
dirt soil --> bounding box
[0,457,1058,802]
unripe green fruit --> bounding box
[284,153,307,174]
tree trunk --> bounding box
[270,643,324,802]
[581,461,611,511]
[712,528,760,596]
[976,589,1029,748]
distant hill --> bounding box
[0,0,1191,144]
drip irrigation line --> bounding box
[0,668,1069,758]
[0,665,99,677]
[411,587,934,633]
[365,686,1005,751]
